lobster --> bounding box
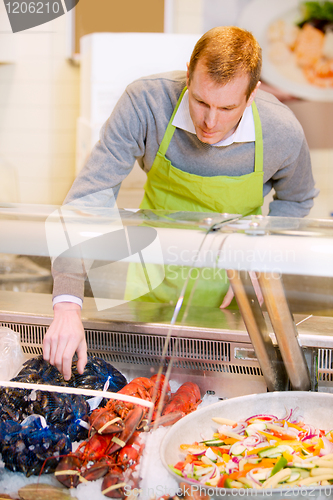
[143,381,202,429]
[55,377,200,497]
[160,382,201,425]
[90,375,170,440]
[55,432,118,487]
[55,375,169,491]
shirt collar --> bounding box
[172,89,255,146]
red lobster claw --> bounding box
[101,466,127,499]
[54,455,82,488]
[107,405,145,455]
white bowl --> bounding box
[160,391,333,500]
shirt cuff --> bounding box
[53,295,83,308]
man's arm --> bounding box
[63,88,148,206]
[267,137,319,217]
[44,87,149,378]
[222,118,319,308]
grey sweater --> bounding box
[53,72,319,299]
[66,71,318,217]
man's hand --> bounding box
[43,302,87,381]
[220,271,264,309]
[220,284,236,309]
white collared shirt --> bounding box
[172,89,255,146]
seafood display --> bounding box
[54,377,201,498]
[0,356,127,475]
[0,356,127,436]
[268,1,333,87]
[169,409,333,489]
[0,416,71,476]
[11,355,127,392]
[0,352,202,498]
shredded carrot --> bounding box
[185,454,199,464]
[258,430,282,442]
[224,438,238,445]
[260,458,278,468]
[284,421,305,432]
[243,463,261,472]
[229,470,247,479]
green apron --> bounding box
[126,87,264,307]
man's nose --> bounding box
[204,108,217,129]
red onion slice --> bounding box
[320,436,333,456]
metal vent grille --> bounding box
[85,329,231,362]
[1,322,46,355]
[318,348,333,382]
[0,321,264,377]
[93,350,263,375]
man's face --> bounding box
[186,61,260,145]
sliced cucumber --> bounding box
[275,445,294,454]
[252,471,270,481]
[247,457,261,464]
[290,467,311,478]
[230,443,246,456]
[202,439,225,446]
[301,448,312,456]
[245,423,267,436]
[287,471,301,483]
[258,446,277,458]
[258,445,293,458]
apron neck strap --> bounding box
[159,86,187,156]
[252,101,263,173]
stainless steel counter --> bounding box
[1,290,333,398]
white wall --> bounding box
[173,0,202,34]
[0,1,202,205]
[0,10,80,204]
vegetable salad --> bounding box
[169,410,333,489]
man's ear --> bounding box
[186,62,190,87]
[246,81,261,107]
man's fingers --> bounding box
[220,274,264,309]
[53,335,70,376]
[249,271,264,306]
[43,334,51,361]
[76,341,88,375]
[42,303,86,380]
[61,353,74,381]
[220,285,234,309]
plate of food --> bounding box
[160,391,333,498]
[239,0,333,101]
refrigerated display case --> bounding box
[0,204,333,398]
